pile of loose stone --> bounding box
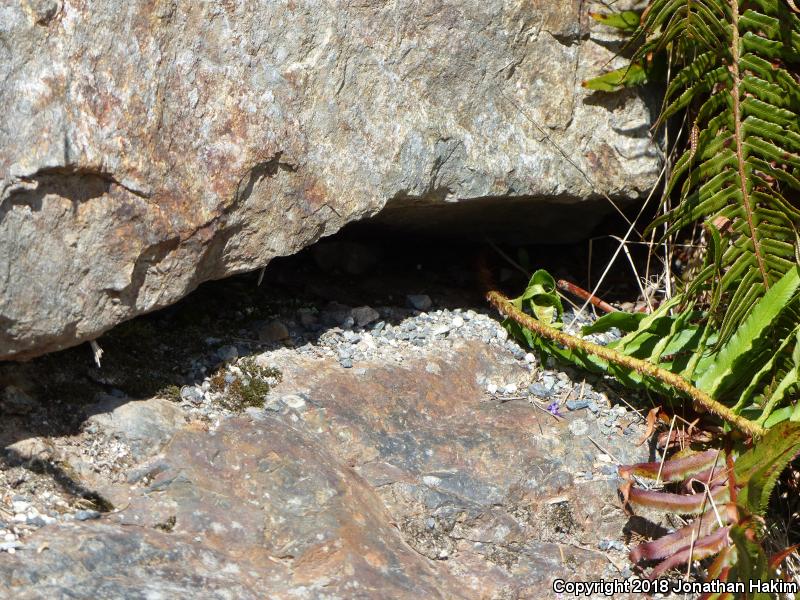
[177,294,636,439]
[0,440,106,555]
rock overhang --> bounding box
[0,0,660,360]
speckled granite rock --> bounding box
[0,341,646,598]
[0,0,659,360]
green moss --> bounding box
[209,370,227,393]
[217,358,282,413]
[158,385,182,403]
[154,515,177,532]
[4,271,296,411]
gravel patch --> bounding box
[0,287,647,566]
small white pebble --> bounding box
[569,419,589,436]
[423,475,441,487]
[425,362,441,375]
[524,353,535,363]
[7,547,15,555]
[486,383,498,394]
[504,383,518,394]
[452,316,464,328]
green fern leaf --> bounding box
[735,421,800,515]
[695,266,800,397]
[639,0,800,344]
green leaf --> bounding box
[735,421,800,515]
[756,365,799,426]
[763,405,794,428]
[582,63,648,92]
[571,0,800,587]
[581,311,646,335]
[696,266,800,397]
[733,325,800,414]
[728,527,773,600]
[518,269,563,326]
[590,10,641,32]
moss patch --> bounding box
[158,385,182,403]
[215,358,282,413]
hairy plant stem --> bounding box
[486,290,766,438]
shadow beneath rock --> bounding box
[1,449,113,513]
[0,227,656,527]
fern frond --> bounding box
[517,1,800,588]
[640,0,800,341]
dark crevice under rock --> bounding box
[0,234,656,598]
[359,191,630,244]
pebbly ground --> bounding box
[0,240,690,598]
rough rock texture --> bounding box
[1,341,646,599]
[0,0,660,360]
[84,397,187,461]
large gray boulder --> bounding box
[0,0,659,360]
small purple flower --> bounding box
[547,400,560,416]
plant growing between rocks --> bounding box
[490,0,800,592]
[210,358,282,413]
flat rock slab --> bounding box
[1,341,646,598]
